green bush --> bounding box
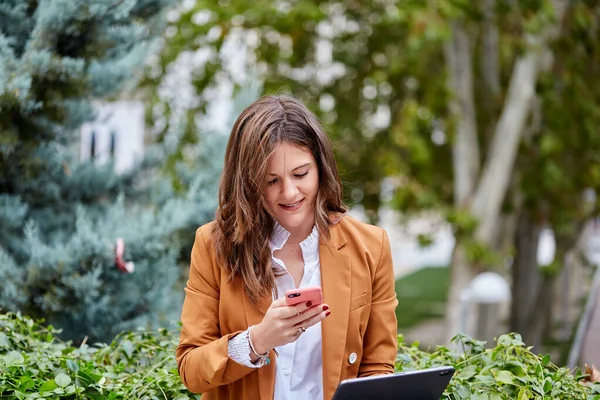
[397,334,600,400]
[1,312,599,399]
[0,313,193,399]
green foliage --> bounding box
[397,333,600,400]
[3,312,598,399]
[461,239,503,268]
[146,0,600,241]
[144,0,584,219]
[142,0,453,222]
[519,0,600,235]
[0,313,195,400]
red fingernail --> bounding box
[323,305,329,311]
[326,311,331,317]
[306,301,312,308]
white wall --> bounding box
[79,101,145,174]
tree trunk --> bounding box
[526,274,556,348]
[444,0,570,341]
[445,20,479,207]
[470,51,541,244]
[525,241,570,348]
[446,50,542,341]
[510,210,542,342]
[492,169,523,253]
[444,19,480,339]
[555,222,595,341]
[472,0,569,244]
[446,243,475,337]
[511,215,586,347]
[480,0,500,96]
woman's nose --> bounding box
[281,178,299,199]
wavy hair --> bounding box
[212,95,346,307]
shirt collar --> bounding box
[269,220,320,266]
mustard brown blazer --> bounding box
[176,214,399,400]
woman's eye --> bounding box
[294,172,308,178]
[268,178,278,186]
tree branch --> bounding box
[471,1,570,244]
[445,20,480,206]
[480,0,500,97]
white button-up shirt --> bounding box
[228,222,323,400]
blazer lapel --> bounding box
[320,220,351,400]
[243,289,276,400]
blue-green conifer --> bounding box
[0,0,211,342]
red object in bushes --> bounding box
[115,238,135,273]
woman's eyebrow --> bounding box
[292,162,312,171]
[268,162,312,176]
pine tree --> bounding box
[0,0,213,342]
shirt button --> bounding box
[283,368,290,376]
[348,353,357,365]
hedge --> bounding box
[397,334,600,399]
[1,313,598,399]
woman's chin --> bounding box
[276,213,313,231]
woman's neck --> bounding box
[281,219,314,245]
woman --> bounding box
[176,95,398,400]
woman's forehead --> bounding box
[267,143,315,170]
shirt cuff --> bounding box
[228,329,262,368]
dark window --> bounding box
[90,131,96,159]
[110,130,117,157]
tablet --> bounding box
[331,366,455,400]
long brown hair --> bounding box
[212,95,346,306]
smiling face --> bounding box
[263,142,319,238]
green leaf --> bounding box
[121,340,134,358]
[0,332,9,348]
[541,354,550,365]
[494,370,517,385]
[54,373,71,388]
[18,376,35,391]
[77,370,102,385]
[39,380,58,392]
[543,377,553,392]
[474,374,495,384]
[397,353,412,364]
[455,384,471,398]
[505,360,527,377]
[4,350,25,365]
[66,359,79,373]
[13,390,26,400]
[456,365,478,380]
[517,388,530,400]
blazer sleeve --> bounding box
[176,226,255,393]
[358,229,398,377]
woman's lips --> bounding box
[278,198,304,211]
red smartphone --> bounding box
[285,286,323,307]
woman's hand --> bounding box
[251,297,330,354]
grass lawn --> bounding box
[395,266,450,329]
